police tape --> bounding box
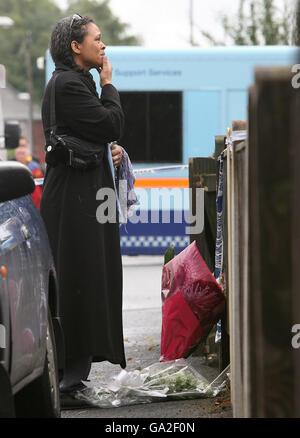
[34,164,189,185]
[35,178,44,186]
[225,130,247,149]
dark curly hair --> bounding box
[50,15,94,73]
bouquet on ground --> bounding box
[161,241,226,361]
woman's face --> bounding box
[72,22,106,70]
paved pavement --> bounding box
[62,255,232,418]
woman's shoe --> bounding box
[60,384,98,410]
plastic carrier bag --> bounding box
[160,241,226,361]
[74,359,230,408]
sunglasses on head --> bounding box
[70,13,82,30]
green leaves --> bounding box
[0,0,62,101]
[200,0,297,46]
[225,0,295,45]
[164,244,175,266]
[0,0,140,102]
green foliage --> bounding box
[6,149,16,160]
[146,369,199,394]
[0,0,140,103]
[0,0,62,101]
[164,244,175,265]
[293,0,300,45]
[200,0,297,46]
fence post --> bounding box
[214,135,230,372]
[243,86,255,417]
[246,66,299,417]
[188,157,217,272]
[228,120,247,417]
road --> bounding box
[62,255,232,418]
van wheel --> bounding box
[14,309,60,418]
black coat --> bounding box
[40,63,126,368]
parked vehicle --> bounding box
[0,160,64,418]
[0,64,63,418]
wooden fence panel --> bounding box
[291,69,300,416]
[246,67,299,417]
[227,121,247,417]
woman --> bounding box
[41,15,126,406]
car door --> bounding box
[0,198,41,386]
[14,196,48,371]
[0,220,10,373]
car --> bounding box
[0,160,64,418]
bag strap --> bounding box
[50,73,59,135]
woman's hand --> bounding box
[99,56,112,87]
[110,144,123,168]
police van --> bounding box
[45,46,298,255]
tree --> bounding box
[200,0,297,46]
[0,0,141,103]
[65,0,141,46]
[296,0,300,45]
[0,0,62,102]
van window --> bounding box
[119,92,182,163]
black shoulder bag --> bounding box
[45,73,105,170]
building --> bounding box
[1,83,45,163]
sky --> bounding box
[56,0,289,47]
[108,0,241,47]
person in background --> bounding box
[18,136,44,169]
[15,138,43,209]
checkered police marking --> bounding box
[120,235,190,248]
